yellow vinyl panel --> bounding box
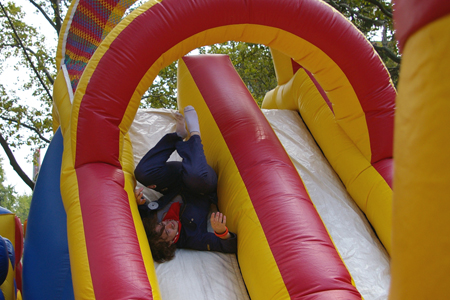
[263,69,392,254]
[270,48,296,85]
[177,58,290,300]
[0,214,15,300]
[0,260,14,300]
[122,132,161,300]
[390,14,450,300]
[52,71,72,134]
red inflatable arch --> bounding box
[57,0,395,299]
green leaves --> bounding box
[141,42,277,108]
[324,0,399,85]
[0,1,57,189]
[206,42,277,106]
[141,61,179,109]
[0,157,30,221]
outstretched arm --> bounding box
[210,212,231,240]
[135,187,146,205]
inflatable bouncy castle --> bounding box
[20,0,450,299]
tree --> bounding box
[0,156,16,208]
[199,43,278,106]
[323,0,400,85]
[0,0,397,190]
[0,0,59,190]
[0,157,30,220]
[141,42,278,109]
[12,193,31,221]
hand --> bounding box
[135,187,146,205]
[210,212,227,234]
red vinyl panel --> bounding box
[76,163,153,299]
[75,0,395,170]
[183,55,361,299]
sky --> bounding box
[0,0,57,195]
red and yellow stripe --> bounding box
[178,55,361,299]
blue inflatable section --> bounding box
[4,238,14,272]
[0,236,8,286]
[22,128,74,299]
[0,208,12,215]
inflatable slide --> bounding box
[20,0,450,299]
[23,54,391,299]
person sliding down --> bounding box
[134,106,237,263]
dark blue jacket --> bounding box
[176,191,237,253]
[139,191,237,254]
[136,133,236,253]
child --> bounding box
[134,106,237,263]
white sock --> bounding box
[174,112,188,139]
[184,106,200,135]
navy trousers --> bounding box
[135,133,218,207]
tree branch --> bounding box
[0,132,34,191]
[340,3,384,26]
[49,0,62,34]
[27,0,59,33]
[0,43,18,48]
[0,1,53,100]
[324,0,339,10]
[373,44,402,64]
[364,0,392,19]
[1,44,54,84]
[0,115,51,143]
[25,47,54,85]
